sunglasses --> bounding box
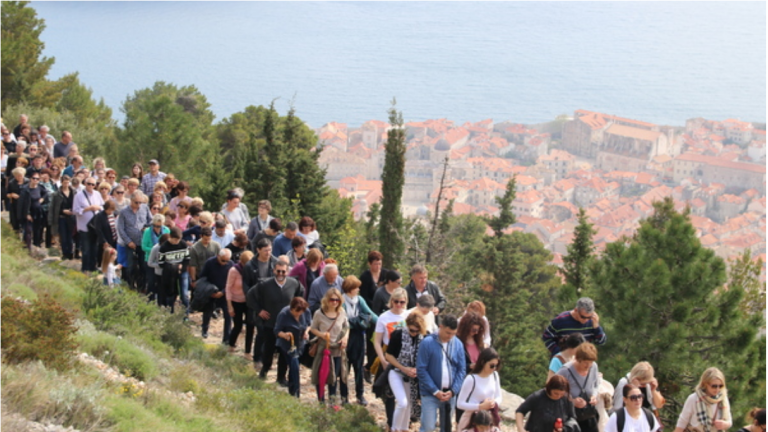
[100,187,109,191]
[628,394,644,402]
[329,298,341,303]
[132,201,142,205]
[86,182,96,186]
[488,362,499,369]
[709,384,724,389]
[393,300,406,305]
[579,314,593,321]
[31,177,40,180]
[178,205,187,209]
[151,207,160,211]
[274,270,287,274]
[115,191,124,195]
[408,327,421,334]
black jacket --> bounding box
[241,255,280,295]
[246,276,303,328]
[91,210,118,248]
[404,280,447,312]
[17,184,47,222]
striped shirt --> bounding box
[542,310,606,356]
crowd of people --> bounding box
[1,117,763,432]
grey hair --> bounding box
[151,214,165,225]
[15,141,26,151]
[323,264,338,275]
[45,135,55,143]
[416,294,435,309]
[39,125,49,132]
[218,248,232,259]
[576,297,595,314]
[132,191,147,203]
[233,187,245,198]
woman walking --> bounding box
[309,288,349,405]
[673,367,732,432]
[457,347,502,431]
[386,311,427,432]
[341,275,378,406]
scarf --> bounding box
[694,387,730,432]
[343,293,359,319]
[397,331,424,420]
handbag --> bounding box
[308,314,339,357]
[567,367,598,421]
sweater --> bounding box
[246,277,303,328]
[225,265,246,303]
[516,388,579,432]
[542,310,606,355]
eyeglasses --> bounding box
[709,384,724,389]
[151,207,160,211]
[488,362,499,369]
[132,201,142,205]
[393,300,406,305]
[329,298,341,303]
[274,270,287,274]
[86,182,96,186]
[115,191,124,195]
[31,177,40,180]
[628,394,644,402]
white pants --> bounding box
[389,369,412,431]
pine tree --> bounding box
[488,176,517,236]
[560,207,596,306]
[591,197,764,422]
[379,100,406,270]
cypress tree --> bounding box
[591,197,764,422]
[560,207,596,306]
[379,100,406,270]
[488,175,517,236]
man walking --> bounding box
[542,297,606,357]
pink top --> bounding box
[225,266,246,303]
[466,343,480,365]
[175,214,191,231]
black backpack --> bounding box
[617,407,655,432]
[308,240,329,259]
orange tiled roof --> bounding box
[605,124,662,142]
[675,153,766,174]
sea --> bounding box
[30,1,767,129]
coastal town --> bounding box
[316,109,766,273]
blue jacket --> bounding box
[416,333,466,397]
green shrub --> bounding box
[81,278,165,338]
[1,295,78,371]
[76,327,158,381]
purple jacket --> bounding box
[288,258,326,297]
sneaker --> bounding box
[202,331,208,339]
[357,397,368,406]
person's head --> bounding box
[545,375,570,400]
[697,367,726,398]
[342,275,362,295]
[11,167,25,181]
[256,238,272,259]
[102,199,116,214]
[217,248,232,265]
[154,181,168,194]
[131,191,147,210]
[105,169,117,183]
[175,180,189,195]
[388,287,408,311]
[406,310,427,336]
[148,159,159,173]
[127,178,140,192]
[416,294,435,316]
[457,311,485,348]
[622,384,645,408]
[158,233,170,246]
[68,144,78,157]
[268,217,282,233]
[40,168,51,183]
[306,248,323,267]
[71,155,83,167]
[561,332,585,353]
[273,261,288,283]
[289,296,309,318]
[92,157,105,170]
[437,314,459,343]
[198,211,214,228]
[226,189,240,208]
[151,214,165,231]
[628,361,655,386]
[176,200,189,215]
[168,226,182,244]
[291,235,306,255]
[18,114,28,125]
[131,163,143,177]
[386,270,402,289]
[112,185,125,200]
[29,171,41,187]
[573,297,595,324]
[466,300,486,317]
[214,219,227,236]
[410,264,428,290]
[164,173,177,189]
[284,221,298,239]
[60,174,71,188]
[258,200,272,217]
[199,226,213,245]
[298,216,315,234]
[101,246,118,274]
[152,191,164,203]
[236,250,253,266]
[321,287,343,313]
[61,131,72,144]
[472,347,500,375]
[468,410,494,431]
[368,250,383,272]
[16,156,28,168]
[84,176,97,192]
[574,342,597,371]
[323,263,339,283]
[233,232,248,248]
[165,211,176,227]
[98,182,111,195]
[15,141,27,154]
[748,408,766,428]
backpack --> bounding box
[616,407,654,432]
[308,240,329,259]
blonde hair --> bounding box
[697,367,726,390]
[190,197,204,208]
[98,182,111,191]
[388,288,408,309]
[306,248,324,266]
[240,251,254,265]
[629,361,655,384]
[321,288,343,313]
[574,342,598,362]
[101,246,116,275]
[198,211,214,225]
[342,275,362,293]
[406,310,428,335]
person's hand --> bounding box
[324,332,331,342]
[591,311,600,328]
[589,395,597,406]
[380,357,389,370]
[340,337,348,349]
[228,308,235,317]
[479,398,495,410]
[63,209,72,215]
[190,280,197,288]
[713,420,729,430]
[258,310,270,320]
[432,307,440,315]
[27,215,32,221]
[127,241,136,250]
[177,264,182,272]
[303,330,310,340]
[279,332,291,341]
[573,397,587,409]
[104,242,110,249]
[211,291,224,298]
[648,377,659,391]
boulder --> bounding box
[499,388,524,422]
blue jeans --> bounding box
[179,271,190,314]
[58,217,74,258]
[420,393,455,432]
[79,230,97,272]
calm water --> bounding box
[30,2,766,128]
